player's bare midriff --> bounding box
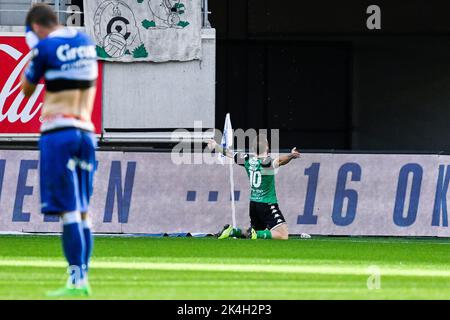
[41,87,96,123]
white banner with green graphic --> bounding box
[83,0,202,62]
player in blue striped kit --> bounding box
[21,4,98,297]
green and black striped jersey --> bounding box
[234,153,278,204]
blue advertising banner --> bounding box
[0,150,449,237]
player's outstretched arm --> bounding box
[274,147,301,168]
[207,139,235,158]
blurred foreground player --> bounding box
[21,4,98,297]
[209,135,309,240]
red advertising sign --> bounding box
[0,35,102,134]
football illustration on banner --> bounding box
[84,0,202,62]
[143,0,190,29]
[93,0,148,59]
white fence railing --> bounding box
[0,0,210,27]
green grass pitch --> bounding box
[0,235,449,300]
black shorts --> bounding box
[249,201,287,231]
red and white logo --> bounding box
[0,36,102,134]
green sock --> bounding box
[230,228,242,238]
[256,230,272,239]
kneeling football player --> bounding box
[209,134,305,240]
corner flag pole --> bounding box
[221,113,236,228]
[229,156,237,228]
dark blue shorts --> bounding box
[39,128,97,214]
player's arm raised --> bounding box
[22,40,46,98]
[22,52,43,98]
[273,147,301,168]
[22,26,40,98]
[207,139,235,158]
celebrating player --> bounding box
[209,134,306,240]
[21,4,98,297]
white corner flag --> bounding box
[220,113,233,161]
[221,113,237,227]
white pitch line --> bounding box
[0,259,450,278]
[310,238,450,245]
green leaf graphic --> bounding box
[132,44,149,58]
[177,21,190,28]
[142,19,156,29]
[96,45,111,58]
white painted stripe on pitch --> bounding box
[310,237,450,245]
[0,259,450,277]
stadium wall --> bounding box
[0,150,449,237]
[102,28,216,133]
[211,0,450,151]
[351,37,450,151]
